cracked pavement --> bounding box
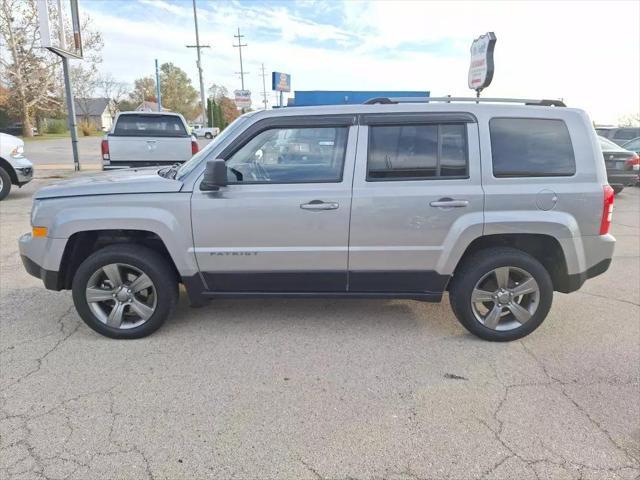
[1,175,639,480]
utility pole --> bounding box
[61,57,80,171]
[233,27,248,90]
[186,0,210,124]
[259,63,268,110]
[155,59,162,111]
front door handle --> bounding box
[429,198,469,208]
[300,200,339,211]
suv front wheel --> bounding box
[72,244,178,339]
[449,247,553,341]
[0,167,12,201]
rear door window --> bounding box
[367,123,468,180]
[113,115,188,137]
[490,118,576,177]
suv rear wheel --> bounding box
[72,244,178,339]
[449,247,553,341]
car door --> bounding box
[348,113,483,294]
[190,115,357,292]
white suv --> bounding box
[0,133,34,200]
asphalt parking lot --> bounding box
[1,176,638,480]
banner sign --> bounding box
[468,32,496,92]
[272,72,291,92]
[234,89,251,108]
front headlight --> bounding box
[11,145,24,158]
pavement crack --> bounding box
[299,458,324,479]
[3,305,78,390]
[575,290,640,307]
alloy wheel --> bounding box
[470,266,540,331]
[85,263,157,329]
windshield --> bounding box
[176,116,250,180]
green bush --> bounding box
[46,119,68,134]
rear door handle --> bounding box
[429,198,469,208]
[300,200,339,211]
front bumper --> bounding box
[11,157,34,186]
[19,232,67,290]
[21,254,61,290]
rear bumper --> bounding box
[557,233,615,293]
[103,160,185,170]
[607,171,638,186]
[562,258,611,293]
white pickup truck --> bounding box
[190,124,220,139]
[101,111,199,170]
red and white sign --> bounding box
[468,32,496,92]
[234,90,252,109]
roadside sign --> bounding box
[234,89,251,109]
[272,72,291,92]
[37,0,84,59]
[468,32,496,93]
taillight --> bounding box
[600,185,615,235]
[625,153,640,170]
[101,139,109,160]
[191,139,199,155]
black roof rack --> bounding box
[363,97,566,107]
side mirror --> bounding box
[200,159,228,191]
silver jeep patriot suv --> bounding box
[19,98,616,341]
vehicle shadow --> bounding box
[166,288,466,340]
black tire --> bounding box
[0,167,12,201]
[205,132,213,139]
[72,244,178,339]
[612,184,624,195]
[449,247,553,341]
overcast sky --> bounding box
[81,0,639,124]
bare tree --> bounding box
[618,113,640,128]
[97,73,129,117]
[0,0,103,136]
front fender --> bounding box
[35,193,198,276]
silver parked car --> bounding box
[19,98,615,341]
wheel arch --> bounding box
[57,229,182,290]
[450,233,574,293]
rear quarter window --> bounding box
[490,118,576,177]
[113,115,188,137]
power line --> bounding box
[259,63,268,110]
[187,0,210,124]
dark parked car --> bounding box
[621,137,640,155]
[598,136,639,194]
[595,127,640,146]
